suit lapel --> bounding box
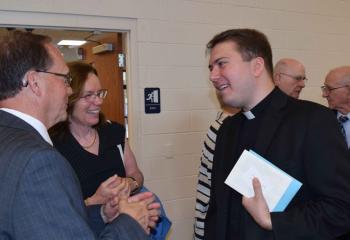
[211,113,245,239]
[253,89,289,156]
[226,114,245,173]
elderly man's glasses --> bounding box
[321,85,348,94]
[36,70,72,86]
[80,89,108,102]
[279,72,308,81]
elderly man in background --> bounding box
[273,58,307,99]
[322,66,350,148]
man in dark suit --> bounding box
[204,29,350,239]
[0,30,158,239]
[322,66,350,148]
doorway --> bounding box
[0,13,139,151]
[0,11,141,153]
[0,28,128,133]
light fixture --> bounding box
[57,40,86,46]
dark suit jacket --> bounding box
[205,89,350,240]
[0,110,149,240]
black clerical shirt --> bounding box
[227,88,279,240]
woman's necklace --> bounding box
[81,130,97,149]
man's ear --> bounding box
[251,57,265,78]
[25,70,42,96]
[273,72,280,86]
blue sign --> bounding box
[145,88,161,114]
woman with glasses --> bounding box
[49,61,143,210]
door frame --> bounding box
[0,10,141,156]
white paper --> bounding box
[225,149,302,212]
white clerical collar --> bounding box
[0,108,53,146]
[243,110,255,120]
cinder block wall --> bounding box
[1,0,350,239]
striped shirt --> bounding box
[194,111,230,239]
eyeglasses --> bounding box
[321,85,348,94]
[80,89,108,102]
[36,70,72,86]
[279,72,308,81]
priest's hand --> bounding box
[242,177,272,230]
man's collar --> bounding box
[242,88,280,120]
[242,111,255,120]
[337,111,350,118]
[0,108,53,146]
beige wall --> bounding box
[1,0,350,239]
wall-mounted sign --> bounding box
[144,88,161,114]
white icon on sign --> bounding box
[146,90,159,103]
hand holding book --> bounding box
[225,150,302,212]
[242,177,272,230]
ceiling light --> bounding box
[57,40,86,46]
